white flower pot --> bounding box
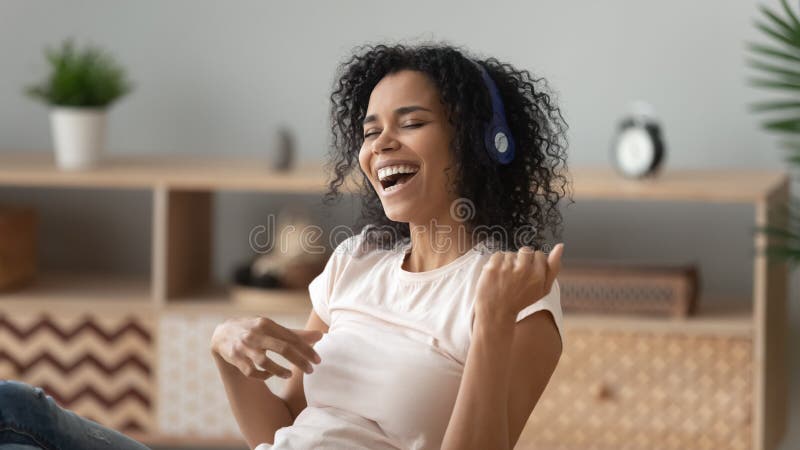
[49,107,107,170]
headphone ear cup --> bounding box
[485,126,515,165]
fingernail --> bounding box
[313,353,321,364]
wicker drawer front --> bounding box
[518,329,753,450]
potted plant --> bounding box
[25,38,132,170]
[747,0,800,267]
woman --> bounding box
[0,41,570,450]
[211,42,571,450]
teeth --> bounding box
[377,164,419,181]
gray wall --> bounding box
[0,1,797,448]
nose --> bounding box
[370,129,399,155]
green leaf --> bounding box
[754,224,800,241]
[749,77,800,90]
[763,244,800,262]
[747,58,800,81]
[785,152,800,164]
[754,20,800,51]
[747,42,800,64]
[748,100,800,112]
[23,38,132,107]
[780,0,800,30]
[762,117,800,133]
[758,4,799,38]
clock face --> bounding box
[616,127,654,177]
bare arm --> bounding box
[210,310,329,449]
[440,310,562,450]
[442,246,564,449]
[211,349,293,449]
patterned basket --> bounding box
[559,260,700,317]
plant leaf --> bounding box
[23,38,132,107]
[754,224,800,241]
[758,4,799,38]
[748,99,800,112]
[754,20,800,51]
[747,42,800,65]
[780,0,800,30]
[749,77,800,90]
[747,58,800,81]
[761,117,800,133]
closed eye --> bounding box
[363,123,425,139]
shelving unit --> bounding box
[520,166,791,450]
[0,151,791,450]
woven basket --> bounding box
[559,259,700,317]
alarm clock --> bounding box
[611,102,665,178]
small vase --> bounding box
[49,107,107,170]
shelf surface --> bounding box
[564,299,753,335]
[0,151,356,192]
[0,271,152,310]
[0,274,750,335]
[0,151,788,202]
[570,165,788,203]
[164,284,312,315]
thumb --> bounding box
[545,243,564,288]
[292,328,324,343]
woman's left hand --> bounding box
[474,243,564,323]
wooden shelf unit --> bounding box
[0,151,791,449]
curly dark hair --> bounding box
[323,41,573,252]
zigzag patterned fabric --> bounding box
[0,311,154,433]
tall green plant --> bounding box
[25,38,132,108]
[747,0,800,266]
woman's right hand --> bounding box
[210,316,323,380]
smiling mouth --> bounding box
[379,172,418,191]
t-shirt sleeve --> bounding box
[308,263,333,325]
[515,279,565,347]
[308,234,360,326]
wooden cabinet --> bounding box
[0,152,790,449]
[520,328,753,450]
[517,167,791,450]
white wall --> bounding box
[0,1,797,448]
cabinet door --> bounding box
[157,312,308,440]
[0,309,155,434]
[517,328,753,450]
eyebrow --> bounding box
[362,105,432,126]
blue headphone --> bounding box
[471,60,516,165]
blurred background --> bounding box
[0,1,797,449]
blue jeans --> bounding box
[0,380,151,450]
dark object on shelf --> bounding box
[232,251,327,291]
[233,265,283,288]
[0,206,37,291]
[272,125,295,171]
[559,259,700,317]
[231,207,328,293]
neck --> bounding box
[402,217,479,273]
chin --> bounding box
[382,206,413,223]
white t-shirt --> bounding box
[256,228,564,450]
